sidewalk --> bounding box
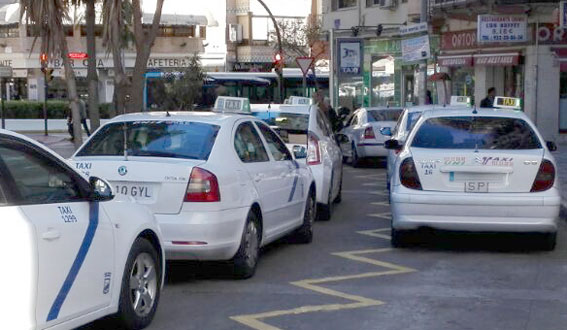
[554,144,567,216]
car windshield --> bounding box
[367,109,403,122]
[76,121,220,160]
[253,112,309,133]
[411,116,542,150]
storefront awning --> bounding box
[552,48,567,72]
[473,53,520,66]
[438,55,473,67]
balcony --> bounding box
[430,0,560,7]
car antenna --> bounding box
[472,106,478,114]
[166,110,171,117]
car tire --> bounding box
[292,189,316,244]
[352,144,361,168]
[117,237,161,330]
[540,232,557,251]
[232,212,261,279]
[391,228,410,248]
[317,186,333,221]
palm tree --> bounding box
[85,0,100,130]
[20,0,84,147]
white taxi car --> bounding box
[1,130,164,330]
[387,108,561,249]
[252,103,343,221]
[339,107,403,167]
[71,107,316,278]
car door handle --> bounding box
[42,229,61,241]
[254,174,265,182]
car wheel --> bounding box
[292,189,316,244]
[352,144,361,168]
[317,186,333,221]
[391,227,410,248]
[540,232,557,251]
[117,238,161,330]
[232,212,261,279]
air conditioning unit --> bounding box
[379,0,397,9]
[229,24,243,43]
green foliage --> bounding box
[0,101,113,119]
[150,54,205,111]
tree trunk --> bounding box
[86,0,100,129]
[126,0,165,113]
[59,35,83,148]
[110,9,128,116]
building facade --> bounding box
[431,0,566,142]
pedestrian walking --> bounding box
[480,87,496,108]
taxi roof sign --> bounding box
[288,96,312,105]
[214,96,251,113]
[493,96,522,110]
[450,96,471,106]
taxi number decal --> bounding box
[58,206,78,223]
[103,272,112,294]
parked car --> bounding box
[1,130,164,330]
[387,108,561,249]
[339,107,403,167]
[71,106,317,279]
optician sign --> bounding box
[401,35,431,63]
[477,15,527,43]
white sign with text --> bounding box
[477,15,527,43]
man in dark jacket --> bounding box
[480,87,496,108]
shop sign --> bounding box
[441,30,478,50]
[0,66,12,78]
[399,23,428,36]
[473,53,520,66]
[561,1,567,27]
[537,24,567,44]
[338,39,363,75]
[438,55,473,67]
[401,35,431,63]
[477,15,527,43]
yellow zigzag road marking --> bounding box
[230,226,415,329]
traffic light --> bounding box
[40,53,48,68]
[273,52,284,71]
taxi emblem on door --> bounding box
[118,166,128,176]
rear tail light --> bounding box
[307,133,321,165]
[184,167,220,202]
[531,160,555,192]
[400,157,422,190]
[363,127,375,140]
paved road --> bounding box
[77,162,567,330]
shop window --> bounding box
[332,0,357,10]
[0,24,19,38]
[560,72,567,133]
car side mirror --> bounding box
[384,139,402,150]
[380,127,392,136]
[89,176,114,202]
[336,134,350,144]
[546,141,557,152]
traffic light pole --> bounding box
[43,69,48,136]
[256,0,284,103]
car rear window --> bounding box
[411,116,542,150]
[367,109,403,122]
[76,121,220,160]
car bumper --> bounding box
[357,143,387,157]
[391,189,561,233]
[310,164,330,205]
[156,207,249,260]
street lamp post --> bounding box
[256,0,284,103]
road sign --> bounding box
[296,57,314,76]
[399,22,428,36]
[0,66,13,78]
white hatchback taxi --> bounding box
[71,105,316,278]
[387,108,561,249]
[252,103,343,221]
[1,130,164,330]
[339,107,403,167]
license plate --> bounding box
[464,181,489,193]
[114,183,154,200]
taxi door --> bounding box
[0,138,114,327]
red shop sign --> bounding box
[438,55,473,67]
[473,53,520,66]
[537,24,567,45]
[441,30,478,50]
